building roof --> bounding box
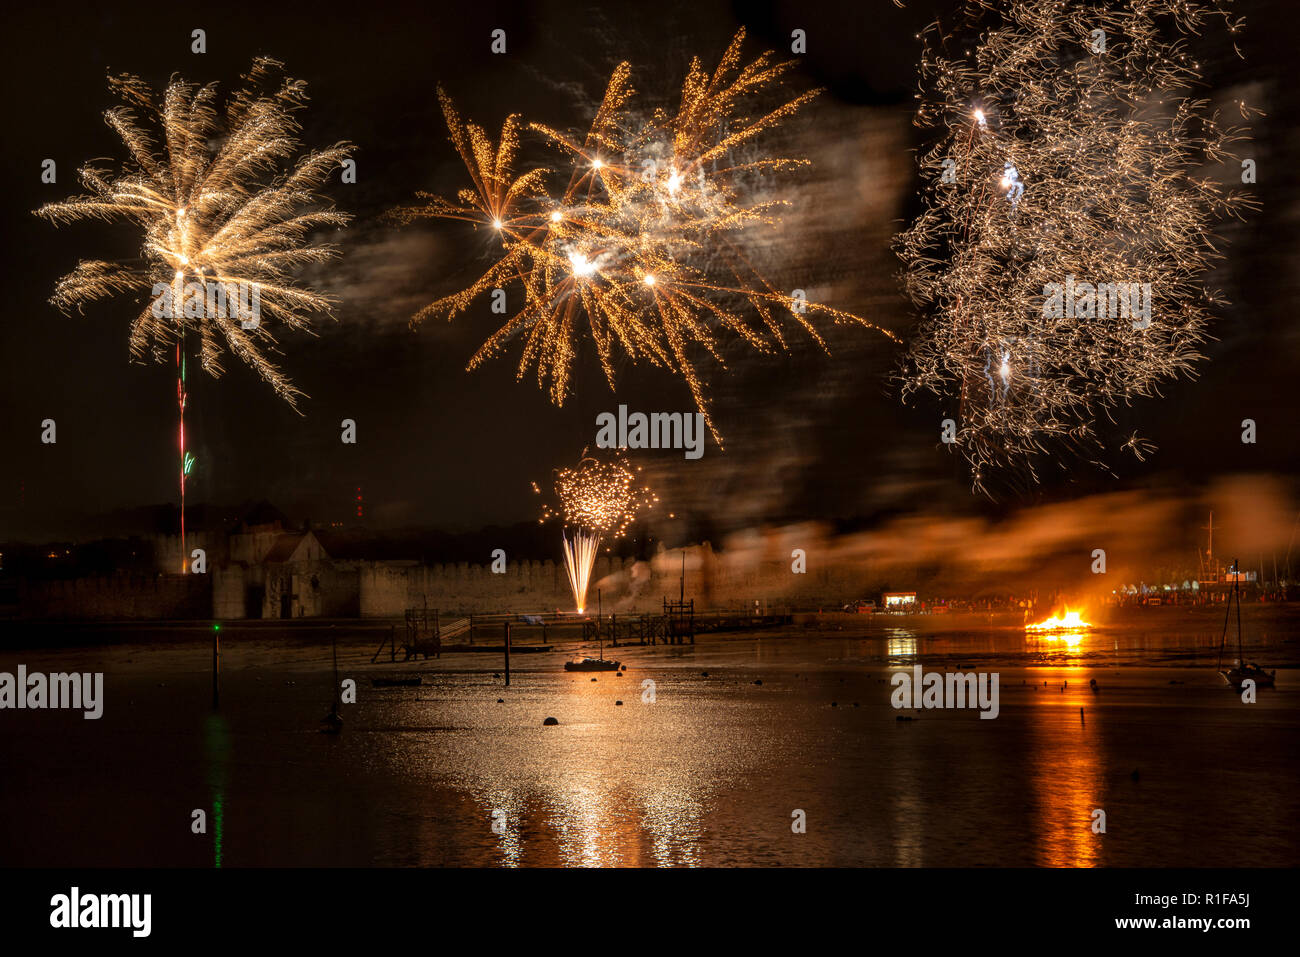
[262,531,327,564]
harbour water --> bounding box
[1,605,1296,867]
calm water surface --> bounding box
[2,607,1296,867]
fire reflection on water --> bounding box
[1022,612,1107,865]
[1027,665,1106,867]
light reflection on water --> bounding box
[548,779,612,867]
[354,671,756,867]
[1025,629,1088,648]
[203,713,229,869]
[887,632,918,661]
[479,786,525,867]
[1027,665,1105,868]
[889,750,925,867]
[640,783,704,867]
[1023,624,1105,866]
[1,613,1296,867]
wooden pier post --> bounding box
[211,623,221,710]
[504,621,511,687]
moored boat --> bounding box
[564,657,621,672]
[1219,663,1276,690]
[1216,558,1276,691]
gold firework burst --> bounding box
[396,30,896,442]
[36,57,352,407]
[536,450,657,538]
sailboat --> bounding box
[1217,558,1276,691]
[564,622,620,672]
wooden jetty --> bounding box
[371,596,792,664]
[371,602,442,662]
[579,600,692,646]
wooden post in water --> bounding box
[331,629,339,706]
[211,624,221,710]
[504,621,511,687]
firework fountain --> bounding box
[37,58,351,569]
[394,30,897,444]
[537,452,657,614]
[895,0,1256,493]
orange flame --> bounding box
[1026,609,1090,632]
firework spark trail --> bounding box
[895,0,1257,494]
[536,452,657,613]
[561,529,602,615]
[395,30,897,443]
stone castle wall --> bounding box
[14,526,891,619]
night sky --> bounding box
[3,0,1297,545]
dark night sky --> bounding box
[2,0,1297,545]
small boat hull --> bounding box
[564,658,621,672]
[1219,667,1276,690]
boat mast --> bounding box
[1200,510,1215,581]
[1208,513,1213,571]
[1219,558,1244,671]
[1218,557,1232,672]
[1234,559,1244,665]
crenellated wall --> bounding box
[358,559,578,617]
[352,537,880,617]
